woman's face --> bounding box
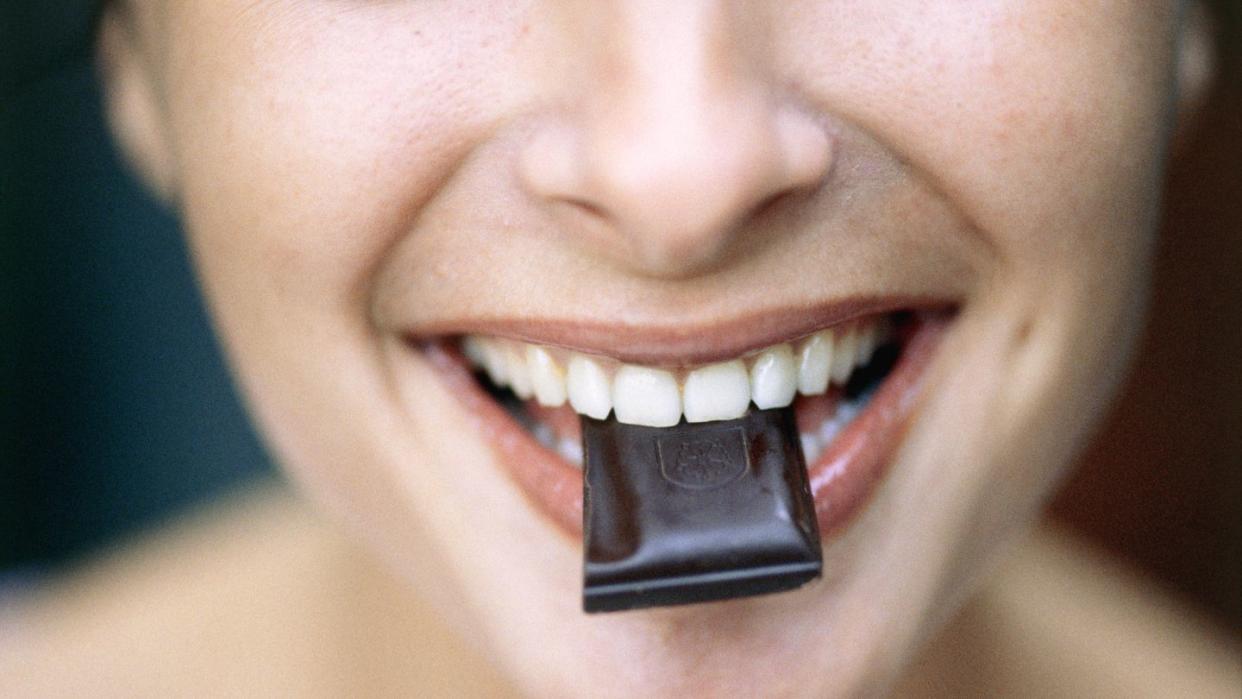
[106,1,1207,695]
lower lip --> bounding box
[420,313,949,540]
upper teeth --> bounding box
[462,318,888,427]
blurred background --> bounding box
[1,2,273,590]
[2,1,1238,635]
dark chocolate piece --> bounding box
[582,407,821,613]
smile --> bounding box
[417,300,953,540]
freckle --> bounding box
[1014,318,1034,345]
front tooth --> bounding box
[829,326,858,385]
[797,331,834,395]
[613,366,681,427]
[505,345,534,399]
[750,345,797,409]
[683,360,750,423]
[526,345,567,407]
[566,355,612,420]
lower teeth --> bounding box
[799,391,870,465]
[556,438,583,465]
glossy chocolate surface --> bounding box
[582,407,821,613]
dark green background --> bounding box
[1,1,271,578]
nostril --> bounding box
[517,83,834,278]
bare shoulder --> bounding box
[0,482,516,697]
[6,496,1236,697]
[901,522,1242,698]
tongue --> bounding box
[580,406,822,613]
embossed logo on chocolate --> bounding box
[656,428,749,489]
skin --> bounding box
[100,1,1213,696]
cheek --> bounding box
[151,2,542,517]
[780,1,1178,462]
[780,1,1178,274]
[163,1,533,328]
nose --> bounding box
[520,1,833,278]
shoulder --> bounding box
[901,523,1242,697]
[0,482,515,697]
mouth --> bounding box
[416,302,953,539]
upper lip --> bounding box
[408,294,950,365]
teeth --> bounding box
[818,414,844,445]
[829,326,858,386]
[683,360,750,423]
[566,355,612,420]
[480,340,509,386]
[462,336,489,367]
[855,323,876,367]
[505,345,535,400]
[532,422,555,449]
[797,331,833,395]
[613,366,681,427]
[526,345,567,407]
[750,344,798,409]
[800,433,823,465]
[557,438,584,468]
[462,316,888,427]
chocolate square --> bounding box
[582,407,821,613]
